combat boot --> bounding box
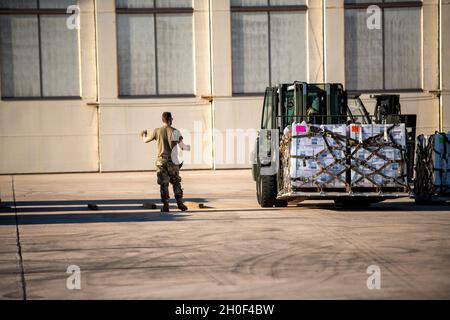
[176,199,188,211]
[161,200,170,213]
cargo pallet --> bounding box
[278,187,409,201]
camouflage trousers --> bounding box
[156,159,183,200]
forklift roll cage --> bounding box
[262,82,352,132]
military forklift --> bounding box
[252,81,417,207]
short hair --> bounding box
[162,112,172,123]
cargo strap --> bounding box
[347,124,408,190]
[433,133,450,193]
[414,135,435,198]
[285,124,408,192]
[415,133,450,196]
[290,126,349,191]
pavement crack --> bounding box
[12,176,27,300]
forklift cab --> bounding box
[256,82,350,180]
[261,82,349,132]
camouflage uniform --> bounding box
[156,158,183,201]
[145,124,187,212]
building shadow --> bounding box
[0,211,190,225]
[0,208,289,226]
[2,198,207,207]
[0,198,208,225]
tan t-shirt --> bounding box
[147,126,181,160]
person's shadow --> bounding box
[0,198,207,225]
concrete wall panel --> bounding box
[308,0,324,83]
[325,0,345,84]
[99,101,212,171]
[213,97,261,169]
[0,0,99,174]
[0,103,98,174]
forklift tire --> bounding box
[256,175,262,205]
[257,175,277,207]
[414,196,432,205]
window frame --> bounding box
[230,1,308,96]
[344,0,423,93]
[115,1,195,99]
[0,1,81,100]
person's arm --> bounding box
[141,129,157,143]
[178,137,191,151]
[173,129,190,151]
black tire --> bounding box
[414,197,432,205]
[256,175,262,205]
[258,175,277,207]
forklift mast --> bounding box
[373,94,401,124]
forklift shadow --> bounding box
[297,200,450,212]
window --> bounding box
[0,0,80,99]
[344,0,422,91]
[116,0,194,97]
[262,87,273,129]
[231,0,307,95]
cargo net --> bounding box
[280,122,408,194]
[415,133,450,197]
[348,124,408,191]
[283,123,348,192]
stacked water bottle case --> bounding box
[285,122,407,191]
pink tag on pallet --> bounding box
[295,125,306,133]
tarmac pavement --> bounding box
[0,170,449,299]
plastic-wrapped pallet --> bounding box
[349,124,407,188]
[349,124,374,187]
[290,122,347,189]
[432,133,450,192]
[321,124,347,187]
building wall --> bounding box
[442,0,450,132]
[0,0,98,174]
[0,0,448,174]
[95,0,212,171]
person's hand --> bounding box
[179,140,191,151]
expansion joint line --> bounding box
[11,176,27,300]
